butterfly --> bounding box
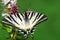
[2,10,47,38]
[2,11,47,36]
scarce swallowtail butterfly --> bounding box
[2,10,47,38]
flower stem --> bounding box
[11,27,16,40]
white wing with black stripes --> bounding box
[2,10,47,37]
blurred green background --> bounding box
[0,0,60,40]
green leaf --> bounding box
[0,23,2,28]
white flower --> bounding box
[2,0,10,5]
[2,0,17,5]
[2,11,47,37]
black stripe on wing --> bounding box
[24,12,29,21]
[38,13,47,23]
[32,13,40,23]
[34,13,47,27]
[30,12,34,20]
[2,18,14,27]
[2,18,11,23]
[36,13,42,19]
[2,21,14,27]
[2,15,12,25]
[10,15,19,25]
[17,13,22,21]
[24,11,33,17]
